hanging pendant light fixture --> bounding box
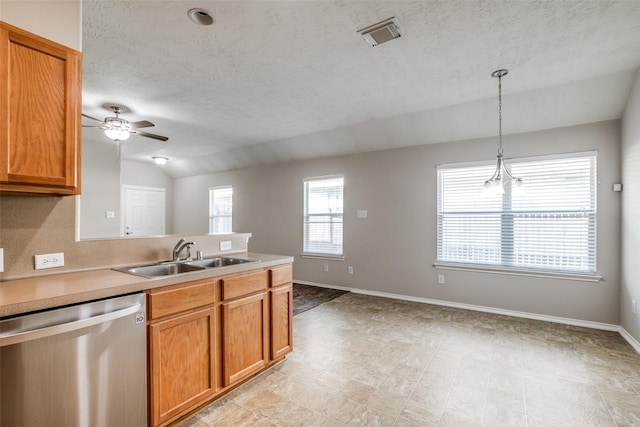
[483,69,523,195]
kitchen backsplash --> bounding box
[0,195,251,280]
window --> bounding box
[303,176,344,256]
[209,186,233,233]
[437,152,596,275]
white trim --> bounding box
[209,186,233,234]
[433,262,602,282]
[293,280,640,353]
[619,327,640,354]
[300,253,345,261]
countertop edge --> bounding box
[1,253,294,318]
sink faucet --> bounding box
[172,238,195,261]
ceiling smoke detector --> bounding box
[357,17,402,47]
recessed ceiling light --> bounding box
[188,8,214,26]
[152,156,168,165]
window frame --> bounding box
[208,185,233,234]
[435,151,600,282]
[302,175,344,258]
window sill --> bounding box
[301,253,345,261]
[433,262,602,282]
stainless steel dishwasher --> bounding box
[0,292,147,427]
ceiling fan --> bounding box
[82,105,169,142]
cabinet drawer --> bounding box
[221,269,268,301]
[270,264,292,288]
[148,279,216,320]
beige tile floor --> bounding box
[177,292,640,426]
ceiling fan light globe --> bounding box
[104,128,130,141]
[152,156,168,165]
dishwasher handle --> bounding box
[0,303,142,347]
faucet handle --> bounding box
[196,250,203,260]
[173,238,186,251]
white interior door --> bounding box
[122,186,166,237]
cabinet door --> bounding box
[149,307,216,426]
[270,284,293,360]
[222,292,268,386]
[0,22,81,195]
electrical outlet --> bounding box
[348,266,354,275]
[633,300,637,315]
[34,252,65,269]
[105,211,115,219]
[0,248,4,273]
[323,264,329,272]
[219,241,232,251]
[438,274,445,285]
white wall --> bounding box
[621,68,640,343]
[174,120,622,325]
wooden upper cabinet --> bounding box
[0,22,81,195]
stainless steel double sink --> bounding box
[114,256,258,278]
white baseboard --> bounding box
[293,280,638,352]
[619,327,640,354]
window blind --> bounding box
[303,176,344,256]
[209,186,233,233]
[437,152,596,274]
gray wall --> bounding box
[0,0,81,51]
[79,150,176,239]
[174,120,622,325]
[621,68,640,342]
[79,139,121,239]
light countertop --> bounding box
[0,252,293,317]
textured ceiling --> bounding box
[81,0,640,177]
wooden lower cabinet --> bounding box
[222,291,269,386]
[270,284,293,359]
[146,263,293,426]
[149,307,216,426]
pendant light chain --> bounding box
[497,74,503,156]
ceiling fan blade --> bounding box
[129,120,155,129]
[82,125,106,128]
[82,113,106,123]
[132,130,169,141]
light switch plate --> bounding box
[357,210,368,218]
[0,248,4,273]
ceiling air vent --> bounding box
[358,17,402,47]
